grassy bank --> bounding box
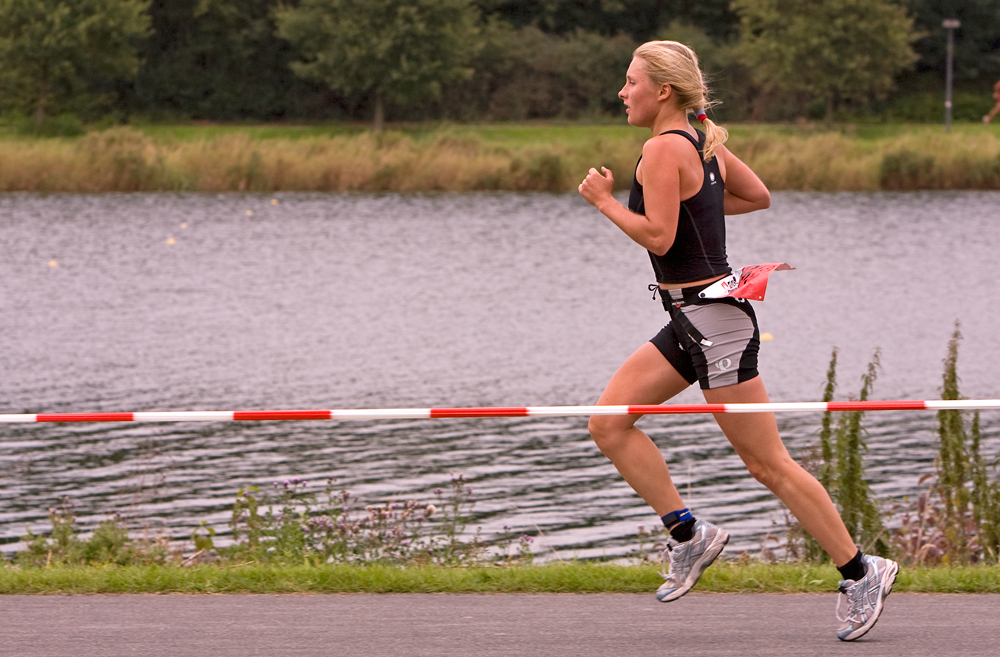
[1,122,999,193]
[3,562,999,595]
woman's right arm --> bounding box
[718,145,770,215]
[579,137,686,256]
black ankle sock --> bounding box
[669,518,697,543]
[837,549,866,582]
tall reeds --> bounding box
[2,124,1000,193]
[786,347,887,561]
[0,126,642,194]
[925,323,1000,563]
[798,324,1000,566]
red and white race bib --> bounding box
[697,263,795,301]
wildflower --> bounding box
[425,504,437,517]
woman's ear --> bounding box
[658,84,672,101]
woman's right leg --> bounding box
[588,341,692,517]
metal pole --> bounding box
[943,19,961,132]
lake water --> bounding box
[1,190,999,559]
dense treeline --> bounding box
[1,0,999,126]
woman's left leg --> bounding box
[702,376,857,566]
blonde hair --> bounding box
[633,40,728,161]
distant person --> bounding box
[984,79,1000,123]
[578,40,898,642]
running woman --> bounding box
[577,40,898,642]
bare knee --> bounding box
[588,415,633,457]
[744,455,801,492]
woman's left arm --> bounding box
[718,146,770,215]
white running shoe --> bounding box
[836,554,899,641]
[656,519,729,602]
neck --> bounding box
[650,108,693,136]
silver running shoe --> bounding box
[656,519,729,602]
[836,554,899,641]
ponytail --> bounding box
[694,110,728,162]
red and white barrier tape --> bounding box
[2,400,999,423]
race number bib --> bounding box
[697,263,795,301]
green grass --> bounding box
[3,562,999,595]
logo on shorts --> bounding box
[715,358,732,371]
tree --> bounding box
[904,0,1000,80]
[474,0,740,42]
[276,0,481,131]
[0,0,151,126]
[733,0,919,126]
[134,0,321,121]
[446,23,634,121]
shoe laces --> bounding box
[659,541,684,582]
[835,580,861,624]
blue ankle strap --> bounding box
[661,508,692,527]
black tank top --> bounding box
[627,129,731,285]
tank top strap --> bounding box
[658,129,704,156]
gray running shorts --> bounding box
[650,287,760,390]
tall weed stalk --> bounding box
[834,350,888,555]
[891,323,1000,564]
[787,347,886,561]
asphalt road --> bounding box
[2,593,997,657]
